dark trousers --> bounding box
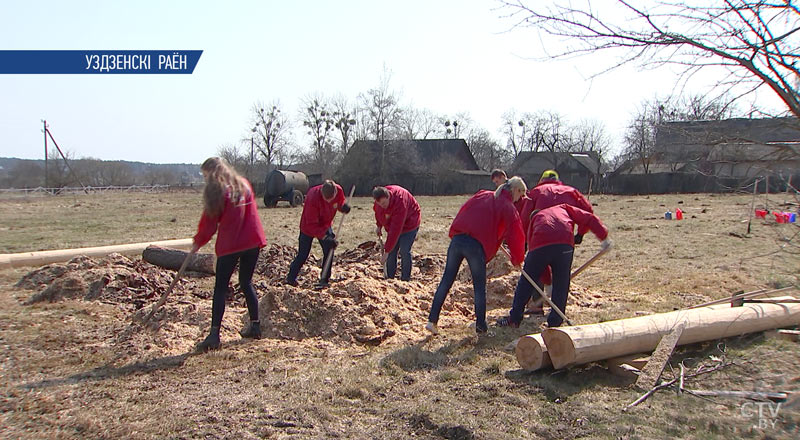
[509,244,574,327]
[286,230,335,284]
[211,247,260,328]
[427,234,488,331]
[386,228,418,281]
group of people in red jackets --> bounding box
[190,156,609,351]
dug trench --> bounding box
[11,241,603,363]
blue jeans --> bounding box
[509,244,574,327]
[286,230,335,284]
[386,228,418,281]
[427,234,488,331]
[212,247,260,328]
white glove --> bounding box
[600,238,613,251]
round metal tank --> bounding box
[265,170,309,197]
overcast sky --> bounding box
[0,0,787,164]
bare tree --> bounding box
[358,69,403,142]
[302,96,337,176]
[502,109,532,158]
[330,95,358,157]
[358,69,404,179]
[398,107,440,139]
[251,101,290,166]
[623,105,658,174]
[569,119,611,161]
[500,0,800,119]
[467,128,509,170]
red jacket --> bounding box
[193,180,266,257]
[514,195,529,217]
[449,189,525,265]
[528,203,608,251]
[521,180,593,236]
[299,183,346,239]
[374,185,421,252]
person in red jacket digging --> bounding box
[192,157,267,352]
[373,185,421,281]
[497,203,611,329]
[520,170,593,313]
[286,179,350,288]
[426,177,527,335]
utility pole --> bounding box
[43,119,48,188]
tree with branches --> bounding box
[500,0,800,120]
[330,95,358,157]
[251,101,290,167]
[302,97,337,176]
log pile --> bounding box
[516,295,800,371]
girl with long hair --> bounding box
[193,157,266,351]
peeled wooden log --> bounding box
[0,238,193,269]
[540,300,800,370]
[515,333,551,371]
[142,245,215,274]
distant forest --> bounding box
[0,157,202,189]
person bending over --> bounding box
[426,177,527,335]
[373,185,421,281]
[286,179,350,288]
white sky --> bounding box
[0,0,787,164]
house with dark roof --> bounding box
[509,151,602,193]
[335,139,492,195]
[608,117,800,193]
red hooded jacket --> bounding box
[527,203,608,251]
[193,180,266,257]
[374,185,421,252]
[521,180,593,236]
[299,183,346,239]
[448,189,525,265]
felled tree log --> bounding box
[142,245,215,274]
[0,238,193,269]
[515,333,551,371]
[539,301,800,370]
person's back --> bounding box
[449,189,524,264]
[522,171,592,236]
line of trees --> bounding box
[220,69,615,180]
[0,152,200,189]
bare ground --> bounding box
[1,191,799,439]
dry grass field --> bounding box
[1,189,799,439]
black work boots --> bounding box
[239,321,262,339]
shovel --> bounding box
[317,185,356,287]
[377,233,388,278]
[141,247,197,325]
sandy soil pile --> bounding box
[16,253,206,308]
[14,242,598,352]
[255,241,526,345]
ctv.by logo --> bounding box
[741,402,781,430]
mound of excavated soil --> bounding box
[17,253,205,308]
[16,242,592,352]
[254,241,524,345]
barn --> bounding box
[336,139,493,195]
